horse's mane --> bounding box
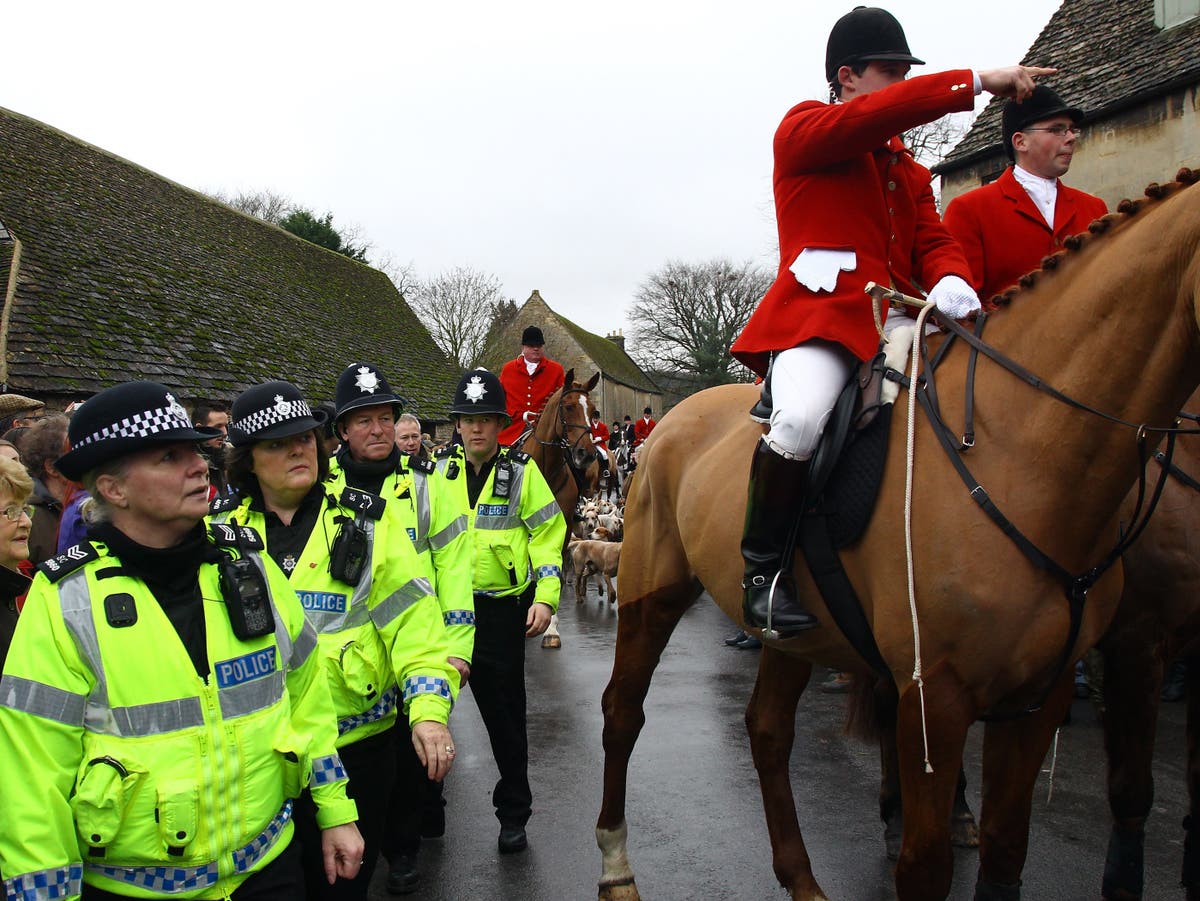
[982,167,1200,312]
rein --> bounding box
[529,387,595,497]
[867,283,1186,719]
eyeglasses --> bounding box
[1022,124,1079,137]
[1,504,32,522]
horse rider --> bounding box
[729,5,1055,637]
[943,85,1107,302]
[632,406,656,447]
[498,325,566,447]
[590,409,616,499]
[216,380,458,900]
[321,363,474,896]
[436,368,567,854]
[0,381,363,899]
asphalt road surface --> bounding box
[367,584,1189,900]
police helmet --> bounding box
[825,6,925,86]
[333,362,404,422]
[450,369,510,421]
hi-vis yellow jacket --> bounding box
[213,486,457,744]
[436,446,567,610]
[327,454,474,664]
[0,527,356,900]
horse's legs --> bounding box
[596,582,695,901]
[1183,652,1200,900]
[974,669,1074,900]
[893,663,974,901]
[1099,634,1165,901]
[745,645,829,901]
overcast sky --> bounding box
[6,1,1063,343]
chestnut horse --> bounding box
[596,171,1200,901]
[517,369,600,648]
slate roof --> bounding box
[936,0,1200,173]
[0,106,459,416]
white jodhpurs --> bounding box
[763,340,856,460]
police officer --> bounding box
[0,381,362,900]
[215,381,458,901]
[437,368,567,853]
[324,363,473,894]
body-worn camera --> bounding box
[219,556,274,639]
[330,517,368,585]
[493,459,513,498]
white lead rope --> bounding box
[903,300,937,775]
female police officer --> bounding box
[217,381,457,900]
[0,380,362,900]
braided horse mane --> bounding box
[982,166,1200,311]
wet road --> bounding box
[368,585,1189,900]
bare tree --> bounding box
[903,112,973,168]
[408,267,511,368]
[627,259,771,388]
[375,253,420,298]
[211,189,294,224]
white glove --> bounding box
[927,274,981,320]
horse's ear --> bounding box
[563,368,575,386]
[586,372,600,391]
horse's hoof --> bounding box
[542,634,562,649]
[598,878,640,901]
[951,811,980,848]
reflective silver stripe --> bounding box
[474,513,522,531]
[508,462,527,509]
[411,534,430,555]
[258,552,295,667]
[291,619,318,670]
[311,754,348,785]
[112,696,205,736]
[4,862,83,900]
[371,578,433,630]
[0,674,86,726]
[524,500,561,530]
[428,514,467,551]
[58,570,107,708]
[414,471,432,545]
[219,670,284,719]
[303,600,372,634]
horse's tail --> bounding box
[843,672,898,742]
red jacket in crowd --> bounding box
[633,415,655,446]
[942,166,1109,302]
[497,354,566,446]
[732,71,976,374]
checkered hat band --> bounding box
[231,399,314,437]
[74,404,193,448]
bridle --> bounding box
[528,386,596,497]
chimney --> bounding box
[606,329,625,351]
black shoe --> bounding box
[724,631,748,647]
[741,440,819,637]
[498,825,528,854]
[385,855,420,895]
[734,635,763,650]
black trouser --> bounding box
[83,837,304,900]
[294,727,397,900]
[381,716,445,863]
[469,591,532,828]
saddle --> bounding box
[755,351,895,677]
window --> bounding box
[1156,0,1200,28]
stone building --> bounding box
[935,0,1200,207]
[0,106,459,426]
[480,290,661,422]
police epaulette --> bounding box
[340,486,386,520]
[37,543,100,582]
[506,449,531,465]
[208,491,242,514]
[209,523,266,551]
[410,457,436,475]
[435,446,458,460]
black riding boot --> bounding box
[741,439,819,637]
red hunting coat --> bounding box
[942,166,1109,302]
[498,354,566,446]
[591,419,610,452]
[732,70,977,374]
[633,416,655,446]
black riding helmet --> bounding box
[825,6,925,86]
[450,369,511,421]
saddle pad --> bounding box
[821,402,893,548]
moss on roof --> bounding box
[0,106,459,416]
[937,0,1200,173]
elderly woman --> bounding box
[0,381,362,900]
[0,456,33,670]
[217,381,457,901]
